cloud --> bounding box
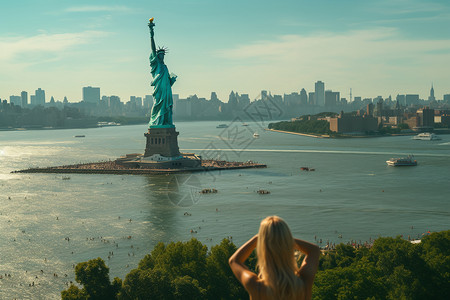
[212,27,450,97]
[0,31,110,64]
[217,27,450,65]
[65,6,132,13]
[369,0,448,15]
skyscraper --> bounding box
[35,88,45,106]
[9,95,21,106]
[21,91,28,107]
[428,84,435,101]
[300,88,307,105]
[308,92,315,105]
[144,95,154,109]
[82,86,100,104]
[315,81,325,106]
[325,90,339,107]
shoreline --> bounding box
[11,159,267,175]
[265,129,330,138]
[265,128,428,138]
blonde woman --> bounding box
[229,216,320,300]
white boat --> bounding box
[413,133,441,140]
[253,133,260,138]
[386,155,417,166]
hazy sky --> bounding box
[1,0,449,102]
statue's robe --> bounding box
[149,52,176,127]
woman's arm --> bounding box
[294,238,320,298]
[229,235,259,294]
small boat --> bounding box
[200,188,218,194]
[74,135,85,138]
[216,124,228,129]
[300,167,315,171]
[253,133,260,138]
[257,189,270,194]
[242,123,249,126]
[413,133,441,140]
[386,155,417,166]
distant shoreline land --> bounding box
[268,112,450,138]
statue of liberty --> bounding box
[148,18,177,128]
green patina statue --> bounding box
[148,18,177,128]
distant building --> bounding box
[405,94,419,106]
[228,91,238,107]
[109,95,121,111]
[30,95,36,106]
[308,92,315,105]
[414,107,434,130]
[144,95,154,109]
[443,94,450,103]
[367,103,374,116]
[300,88,307,105]
[35,88,45,106]
[396,94,406,106]
[329,112,378,134]
[9,95,21,106]
[325,90,339,107]
[315,81,325,106]
[82,86,100,104]
[261,90,268,101]
[428,84,435,101]
[239,94,250,107]
[284,92,301,106]
[21,91,28,107]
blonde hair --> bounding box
[256,216,303,299]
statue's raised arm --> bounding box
[148,18,156,56]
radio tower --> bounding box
[350,88,352,102]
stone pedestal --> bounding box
[144,127,181,158]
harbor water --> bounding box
[1,121,449,299]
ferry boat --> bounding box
[386,155,417,166]
[216,124,229,129]
[413,132,441,140]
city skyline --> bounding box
[1,0,450,102]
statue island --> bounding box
[13,19,266,175]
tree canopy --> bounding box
[62,231,450,300]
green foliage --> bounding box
[61,257,121,300]
[398,123,410,129]
[63,231,450,300]
[268,119,331,135]
[119,238,248,300]
[314,231,450,300]
[61,285,87,300]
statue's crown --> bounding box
[157,46,168,54]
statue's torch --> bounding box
[148,17,155,36]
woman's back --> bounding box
[251,276,306,300]
[229,216,320,300]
